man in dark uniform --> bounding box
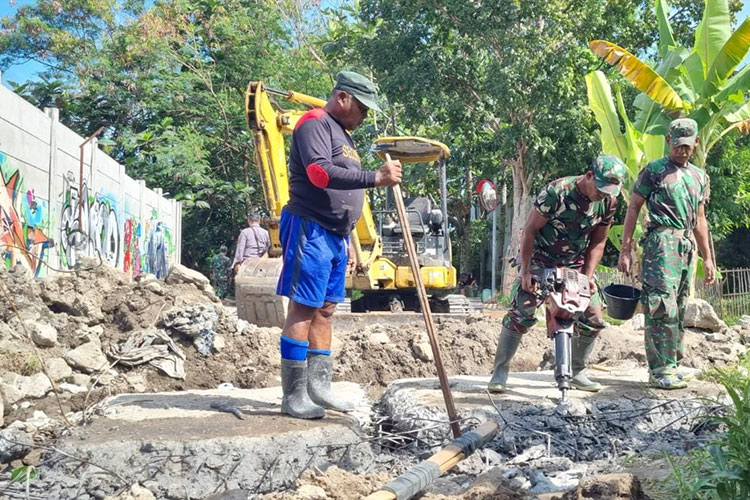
[210,245,232,299]
[489,155,626,394]
[277,71,402,419]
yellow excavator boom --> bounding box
[237,82,465,326]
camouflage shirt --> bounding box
[532,176,617,268]
[634,157,710,231]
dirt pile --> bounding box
[0,260,272,431]
[260,466,392,500]
[334,315,551,393]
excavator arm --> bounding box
[245,82,326,257]
[244,82,388,284]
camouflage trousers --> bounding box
[212,277,230,299]
[641,228,694,375]
[502,265,606,336]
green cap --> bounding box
[334,71,382,113]
[669,118,698,147]
[591,154,626,196]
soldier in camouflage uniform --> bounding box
[210,245,232,299]
[489,154,627,393]
[618,118,715,390]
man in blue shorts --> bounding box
[277,71,402,419]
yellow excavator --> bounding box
[236,82,477,326]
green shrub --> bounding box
[666,356,750,499]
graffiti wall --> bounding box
[0,82,181,278]
[124,211,175,279]
[59,174,121,269]
[0,152,52,276]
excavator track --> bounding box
[442,294,484,314]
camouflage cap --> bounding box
[591,154,627,196]
[334,71,383,113]
[669,118,698,147]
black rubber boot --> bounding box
[307,352,355,412]
[571,333,602,392]
[281,359,325,419]
[488,327,523,393]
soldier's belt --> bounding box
[648,226,694,239]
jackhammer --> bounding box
[533,268,592,402]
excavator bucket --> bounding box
[235,257,287,327]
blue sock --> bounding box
[308,348,332,356]
[280,336,309,361]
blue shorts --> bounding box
[276,210,348,308]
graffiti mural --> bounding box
[123,217,141,275]
[59,174,121,269]
[123,210,175,279]
[0,152,52,275]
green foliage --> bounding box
[10,465,37,483]
[2,0,747,277]
[589,0,750,170]
[665,355,750,499]
[1,0,333,273]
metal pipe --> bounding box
[439,158,450,263]
[491,176,497,296]
[78,126,106,232]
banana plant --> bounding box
[586,0,750,279]
[588,0,750,170]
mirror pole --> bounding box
[440,158,450,264]
[491,176,498,297]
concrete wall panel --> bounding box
[0,82,181,277]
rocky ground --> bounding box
[1,261,749,500]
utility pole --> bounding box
[491,176,498,297]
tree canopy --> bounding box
[2,0,748,274]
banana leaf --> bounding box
[690,106,713,130]
[586,71,628,159]
[723,101,750,122]
[642,133,666,163]
[694,0,732,76]
[615,86,644,180]
[683,51,707,93]
[702,18,750,98]
[590,40,690,110]
[655,0,676,58]
[634,48,691,133]
[715,64,750,104]
[607,224,644,251]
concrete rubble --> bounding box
[0,260,748,499]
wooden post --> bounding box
[388,153,461,439]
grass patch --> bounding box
[662,354,750,499]
[3,350,41,376]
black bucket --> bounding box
[603,284,641,320]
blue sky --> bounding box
[2,0,750,88]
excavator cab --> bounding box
[348,137,462,313]
[372,137,452,270]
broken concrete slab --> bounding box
[25,319,58,347]
[44,357,73,381]
[64,341,109,373]
[165,264,211,290]
[24,383,372,500]
[380,365,724,465]
[0,372,52,404]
